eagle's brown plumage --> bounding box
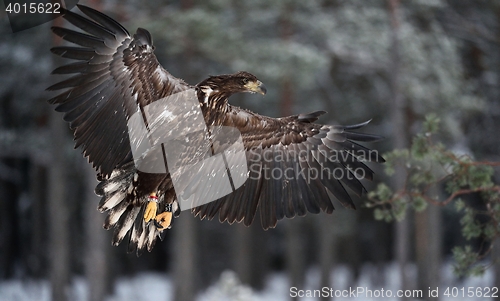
[48,5,384,254]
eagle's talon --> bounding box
[144,195,158,223]
[154,212,172,230]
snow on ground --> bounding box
[0,262,495,301]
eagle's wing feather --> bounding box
[192,107,384,229]
[48,5,191,177]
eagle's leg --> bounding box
[144,192,158,223]
[154,203,173,230]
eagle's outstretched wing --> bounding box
[47,5,191,177]
[192,108,385,230]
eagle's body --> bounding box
[48,5,384,254]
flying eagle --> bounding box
[48,5,384,254]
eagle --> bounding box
[48,5,385,254]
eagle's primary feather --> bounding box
[48,5,384,255]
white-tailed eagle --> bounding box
[48,5,385,254]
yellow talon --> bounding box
[144,201,157,222]
[144,193,158,222]
[154,212,173,231]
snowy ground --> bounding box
[0,262,495,301]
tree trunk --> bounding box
[172,214,197,301]
[47,108,70,301]
[277,6,307,299]
[415,203,441,301]
[84,159,110,301]
[233,214,270,290]
[388,0,411,298]
[171,0,198,299]
[286,219,306,301]
[494,237,500,290]
[282,72,307,301]
[495,4,500,292]
[47,11,72,299]
[232,223,253,284]
[319,213,336,300]
[28,164,47,278]
[0,167,17,279]
[426,205,441,299]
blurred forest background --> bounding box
[0,0,499,300]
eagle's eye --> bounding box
[241,78,249,84]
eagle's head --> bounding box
[198,71,267,97]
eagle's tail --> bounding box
[94,162,164,255]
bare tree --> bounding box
[495,237,500,290]
[172,214,198,301]
[84,159,110,301]
[232,223,253,284]
[47,108,70,301]
[388,0,411,298]
[494,5,500,290]
[232,217,271,290]
[282,73,307,298]
[318,214,337,301]
[286,219,306,301]
[28,164,47,278]
[0,161,17,279]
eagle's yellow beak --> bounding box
[245,80,267,95]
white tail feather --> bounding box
[115,207,141,245]
[99,190,127,212]
[107,203,129,228]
